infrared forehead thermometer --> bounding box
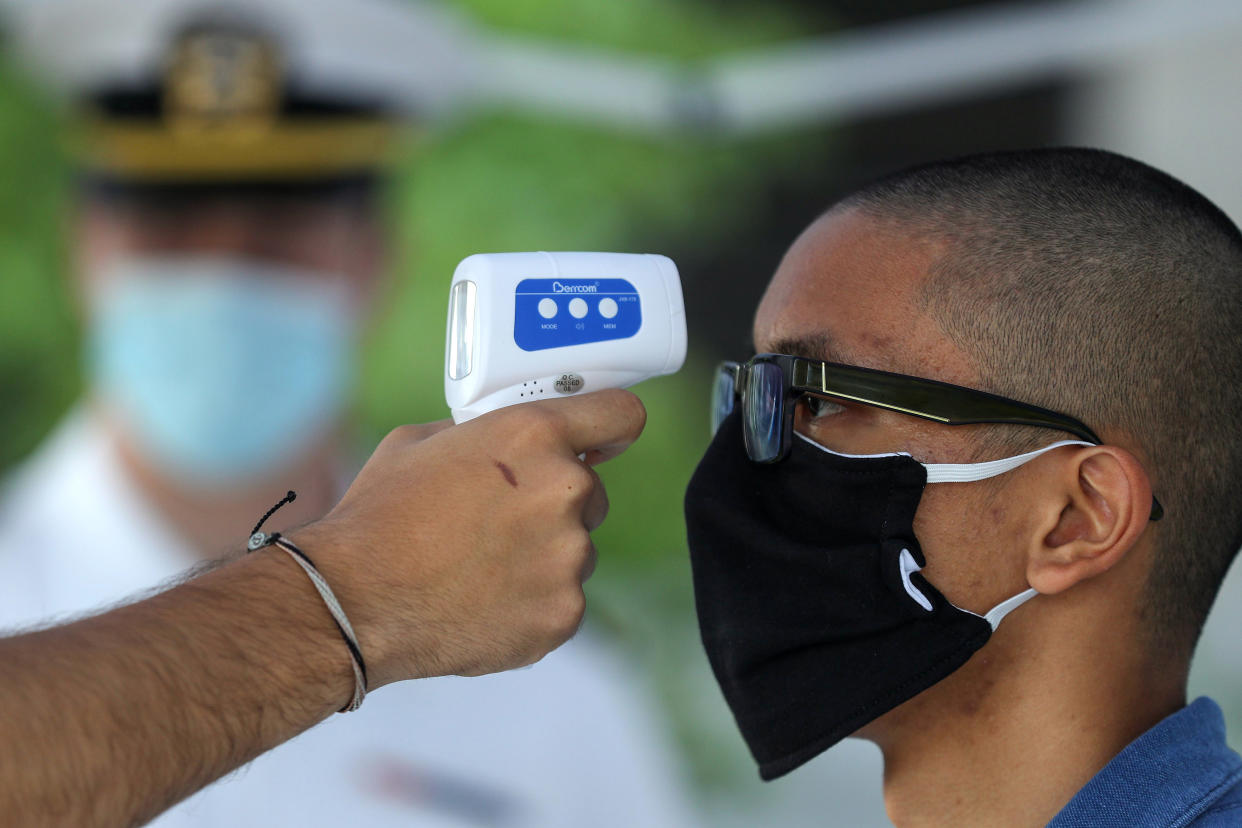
[445,252,687,423]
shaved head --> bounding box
[833,148,1242,656]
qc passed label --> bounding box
[554,373,584,394]
[513,278,641,352]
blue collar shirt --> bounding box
[1049,697,1242,827]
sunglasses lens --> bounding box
[711,365,736,435]
[743,361,785,462]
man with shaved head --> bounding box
[686,148,1242,826]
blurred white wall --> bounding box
[1067,12,1242,224]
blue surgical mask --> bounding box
[88,258,355,487]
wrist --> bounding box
[282,521,406,688]
[267,536,367,711]
[223,547,358,714]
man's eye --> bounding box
[804,396,845,419]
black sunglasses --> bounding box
[712,354,1163,521]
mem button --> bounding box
[538,298,558,319]
[568,298,589,318]
[598,297,618,319]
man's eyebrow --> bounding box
[763,333,856,364]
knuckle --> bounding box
[564,462,595,492]
[376,427,404,452]
[523,402,563,430]
[588,490,610,529]
[553,590,587,639]
[386,423,423,446]
[580,542,599,581]
[548,460,593,499]
[568,590,588,626]
[507,405,564,446]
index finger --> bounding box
[544,388,648,460]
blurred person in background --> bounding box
[0,1,697,825]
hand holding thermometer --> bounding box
[445,252,687,423]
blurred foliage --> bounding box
[455,0,831,56]
[0,55,78,472]
[0,0,835,789]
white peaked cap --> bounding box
[2,0,480,117]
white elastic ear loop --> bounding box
[980,587,1039,630]
[921,439,1093,484]
[901,548,1040,627]
[921,441,1082,629]
[798,434,1074,629]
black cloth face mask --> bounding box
[685,412,1081,780]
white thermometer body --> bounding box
[445,252,687,423]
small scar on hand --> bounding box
[494,460,518,488]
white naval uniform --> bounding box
[0,410,700,828]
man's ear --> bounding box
[1025,446,1154,595]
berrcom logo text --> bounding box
[552,281,598,294]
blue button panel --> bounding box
[514,278,642,352]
